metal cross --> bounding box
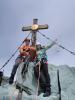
[22,19,49,46]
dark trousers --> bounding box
[34,62,51,92]
[0,71,3,86]
[10,55,30,80]
[10,55,22,79]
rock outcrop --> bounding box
[0,63,75,100]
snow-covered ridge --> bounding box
[0,64,75,100]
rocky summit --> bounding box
[0,63,75,100]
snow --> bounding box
[0,63,75,100]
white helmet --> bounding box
[36,42,41,46]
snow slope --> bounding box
[0,63,75,100]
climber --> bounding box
[0,71,3,86]
[34,42,51,97]
[9,38,36,84]
[21,45,37,76]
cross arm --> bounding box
[22,24,48,31]
[22,26,31,31]
[38,24,48,30]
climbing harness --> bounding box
[0,32,31,71]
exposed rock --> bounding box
[0,63,75,100]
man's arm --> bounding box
[45,40,57,51]
[37,40,57,61]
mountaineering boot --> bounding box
[9,75,14,84]
[43,85,51,97]
[43,91,51,97]
[38,83,46,96]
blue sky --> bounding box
[0,0,75,76]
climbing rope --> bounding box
[38,31,75,56]
[0,32,31,70]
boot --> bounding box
[9,75,14,84]
[43,91,51,97]
[43,85,51,97]
[38,83,46,96]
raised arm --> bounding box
[45,40,57,51]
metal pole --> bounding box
[31,19,38,46]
